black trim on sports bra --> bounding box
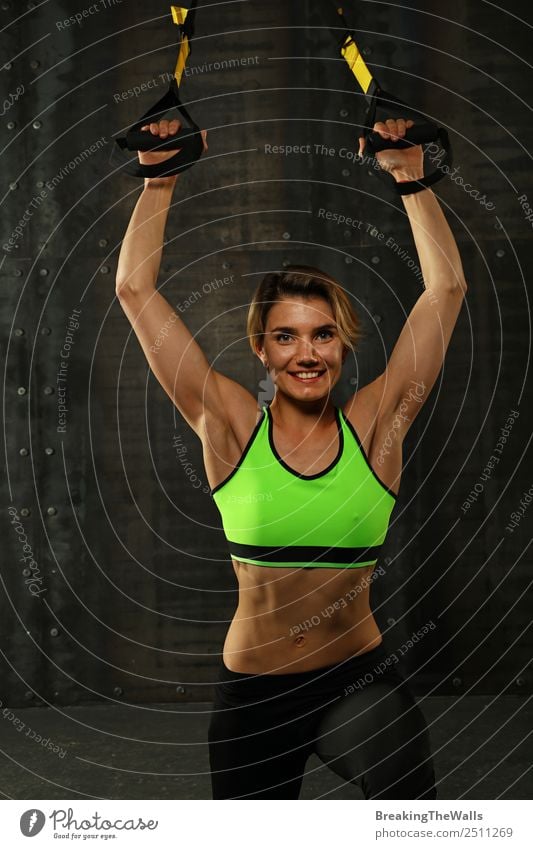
[210,407,266,496]
[267,403,344,480]
[226,540,382,564]
[339,410,398,501]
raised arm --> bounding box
[115,120,251,435]
[357,118,468,435]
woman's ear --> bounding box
[255,345,267,368]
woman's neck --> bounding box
[268,393,337,431]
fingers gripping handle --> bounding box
[114,78,204,178]
[365,124,452,195]
[123,119,204,176]
[366,122,440,154]
[362,87,453,195]
[122,126,198,152]
[115,126,204,178]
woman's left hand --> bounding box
[358,118,424,182]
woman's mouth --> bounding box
[288,370,326,383]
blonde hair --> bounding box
[246,265,363,355]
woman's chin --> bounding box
[277,379,334,401]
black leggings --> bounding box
[208,642,436,800]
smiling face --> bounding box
[256,296,348,400]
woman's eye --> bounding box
[317,330,333,340]
[275,333,292,342]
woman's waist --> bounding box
[225,605,382,675]
[218,636,403,699]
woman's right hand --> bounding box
[138,119,208,171]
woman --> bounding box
[116,116,467,800]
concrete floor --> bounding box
[0,696,531,799]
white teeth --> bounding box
[294,371,321,379]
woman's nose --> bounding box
[295,338,318,362]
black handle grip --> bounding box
[123,125,201,152]
[114,79,205,178]
[358,86,453,195]
[115,125,205,178]
[366,122,439,154]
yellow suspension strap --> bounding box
[331,3,452,195]
[115,2,205,179]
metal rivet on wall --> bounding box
[14,327,24,336]
[9,181,18,191]
[32,119,42,129]
[41,327,51,335]
[17,386,27,395]
[46,506,57,516]
[50,627,59,637]
[20,508,30,517]
[7,121,16,130]
[44,447,55,455]
[43,385,54,395]
[19,448,29,456]
[113,687,124,697]
[98,238,108,248]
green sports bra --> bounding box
[210,403,397,569]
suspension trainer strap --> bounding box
[115,3,205,179]
[330,3,452,195]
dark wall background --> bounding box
[1,0,531,707]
